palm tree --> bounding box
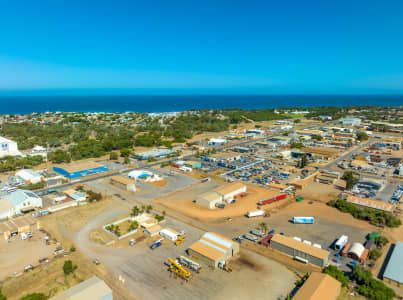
[140,205,146,213]
[259,222,268,234]
[131,206,140,217]
[146,205,153,213]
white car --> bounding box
[20,233,27,240]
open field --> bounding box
[0,229,54,281]
[154,181,285,222]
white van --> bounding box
[20,233,27,240]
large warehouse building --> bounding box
[0,190,43,220]
[0,136,22,158]
[270,234,330,268]
[15,169,44,185]
[188,232,239,268]
[53,161,108,179]
[195,181,247,209]
[293,272,341,300]
[383,242,403,287]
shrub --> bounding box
[327,199,401,228]
[352,266,395,300]
[323,265,349,287]
[19,293,48,300]
[63,260,77,275]
[369,249,382,261]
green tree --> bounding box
[109,152,118,160]
[357,131,369,141]
[0,289,6,300]
[120,148,131,157]
[369,249,382,261]
[375,236,389,248]
[342,171,359,190]
[259,222,268,234]
[19,293,48,300]
[323,265,349,287]
[63,260,77,275]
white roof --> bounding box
[209,138,227,143]
[0,136,14,143]
[349,242,365,258]
[16,169,41,181]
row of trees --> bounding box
[327,198,401,228]
[0,155,44,172]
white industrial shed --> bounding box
[215,182,247,202]
[208,138,227,146]
[0,190,43,220]
[188,232,239,268]
[15,169,44,184]
[348,243,365,260]
[127,170,152,180]
[0,136,22,158]
[195,191,223,209]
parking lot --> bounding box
[0,229,55,280]
[205,200,372,272]
[86,167,197,201]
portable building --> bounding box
[159,228,179,241]
[335,235,348,250]
[341,243,351,257]
[143,224,162,237]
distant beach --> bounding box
[0,95,402,114]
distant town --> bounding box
[0,105,402,300]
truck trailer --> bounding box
[247,210,265,218]
[258,193,287,206]
[335,235,349,250]
[293,216,315,224]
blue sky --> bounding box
[1,0,403,95]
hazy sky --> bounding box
[1,0,403,95]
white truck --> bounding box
[246,210,265,218]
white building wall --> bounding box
[221,186,247,202]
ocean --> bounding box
[0,95,402,114]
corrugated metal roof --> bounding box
[199,239,226,254]
[293,272,341,300]
[203,232,233,249]
[189,241,226,261]
[5,190,40,207]
[384,242,403,284]
[271,234,330,260]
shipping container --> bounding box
[341,243,351,257]
[247,210,265,218]
[335,235,349,250]
[293,216,315,224]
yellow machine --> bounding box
[174,235,185,246]
[168,258,191,281]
